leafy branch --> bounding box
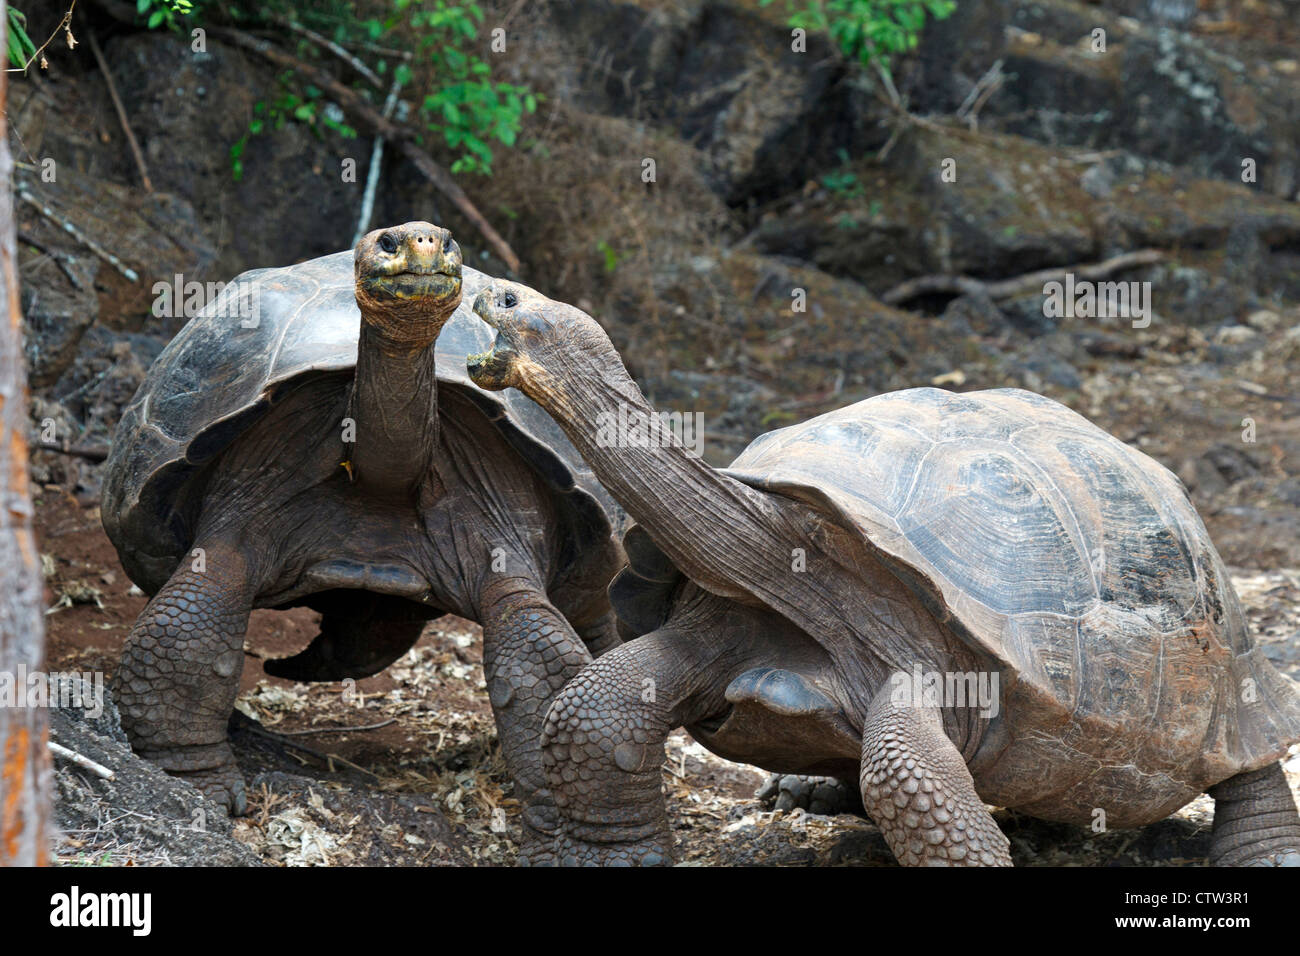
[760,0,956,76]
[6,2,77,72]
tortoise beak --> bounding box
[466,347,492,378]
[472,291,498,329]
[466,339,515,391]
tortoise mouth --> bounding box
[466,338,517,390]
[362,270,462,302]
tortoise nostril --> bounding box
[379,232,398,254]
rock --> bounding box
[1247,309,1283,331]
[543,0,890,203]
[754,126,1099,283]
[1206,505,1300,570]
[941,291,1012,337]
[907,0,1014,114]
[757,773,862,817]
[1195,443,1261,496]
[1010,333,1084,390]
[49,677,261,866]
[975,4,1300,200]
[105,32,375,278]
[1080,162,1116,199]
[1214,324,1258,345]
[1275,477,1300,508]
[19,248,98,388]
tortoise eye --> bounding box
[379,233,398,254]
[443,234,454,253]
[502,291,518,308]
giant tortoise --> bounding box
[102,224,623,856]
[465,278,1300,867]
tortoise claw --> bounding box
[174,763,249,817]
[179,764,246,816]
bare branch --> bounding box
[85,23,152,192]
[882,250,1165,305]
[209,26,522,272]
[50,741,115,780]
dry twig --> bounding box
[275,718,396,737]
[16,184,139,281]
[269,15,384,88]
[34,440,110,462]
[50,741,115,780]
[882,250,1165,305]
[9,0,77,73]
[84,24,152,192]
[351,75,405,246]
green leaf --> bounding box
[7,31,24,70]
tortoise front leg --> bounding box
[113,541,258,815]
[859,687,1011,866]
[542,629,720,866]
[479,577,595,863]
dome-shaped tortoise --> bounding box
[465,278,1300,867]
[102,225,623,858]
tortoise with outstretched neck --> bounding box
[102,224,623,855]
[467,278,1300,867]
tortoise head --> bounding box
[467,280,614,394]
[355,221,462,348]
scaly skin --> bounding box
[540,630,719,865]
[112,544,255,815]
[1208,762,1300,866]
[480,578,594,864]
[858,688,1011,866]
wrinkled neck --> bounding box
[524,350,769,604]
[346,321,439,498]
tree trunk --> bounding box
[0,1,51,867]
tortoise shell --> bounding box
[611,387,1300,806]
[103,250,618,596]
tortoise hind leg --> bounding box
[858,687,1011,866]
[1207,762,1300,866]
[113,542,257,815]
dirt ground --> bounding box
[35,484,1300,867]
[31,284,1300,869]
